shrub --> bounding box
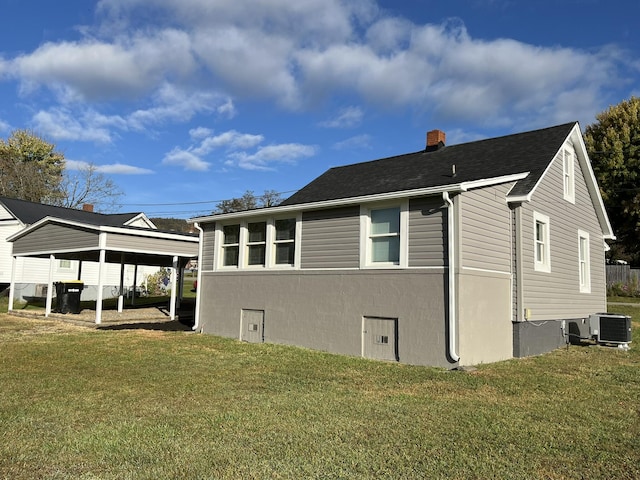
[144,267,171,296]
[607,277,640,297]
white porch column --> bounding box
[95,233,107,324]
[118,254,125,313]
[8,256,16,312]
[169,256,178,320]
[45,254,55,317]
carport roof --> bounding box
[8,216,198,267]
[0,195,144,227]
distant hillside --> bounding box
[150,218,193,233]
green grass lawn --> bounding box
[0,307,638,479]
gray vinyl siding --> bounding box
[521,144,606,320]
[106,232,197,256]
[460,183,514,273]
[408,196,446,267]
[12,224,96,255]
[201,223,216,271]
[301,207,360,269]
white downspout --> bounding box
[193,222,204,331]
[443,192,460,363]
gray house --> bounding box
[190,122,614,368]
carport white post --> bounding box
[95,233,107,324]
[7,255,17,312]
[169,255,178,320]
[45,254,55,316]
[118,253,125,313]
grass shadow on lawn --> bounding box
[96,319,193,332]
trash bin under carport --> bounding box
[55,281,84,314]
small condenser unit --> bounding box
[589,313,632,344]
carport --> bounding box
[6,216,199,324]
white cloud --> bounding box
[226,143,316,171]
[32,109,114,143]
[11,29,195,102]
[217,99,236,118]
[66,159,154,174]
[333,134,372,150]
[189,127,212,140]
[193,130,264,156]
[30,85,233,142]
[319,106,364,128]
[0,0,631,134]
[0,118,10,133]
[165,128,316,171]
[162,147,210,171]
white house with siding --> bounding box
[190,122,614,368]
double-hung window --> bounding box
[578,230,591,293]
[533,212,551,272]
[361,204,407,267]
[370,207,401,264]
[274,218,296,266]
[247,222,266,266]
[222,224,240,267]
[562,146,575,203]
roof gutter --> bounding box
[442,191,460,363]
[190,174,529,224]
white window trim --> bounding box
[214,215,300,271]
[533,212,551,273]
[562,145,575,204]
[217,223,241,269]
[270,215,301,270]
[360,201,408,268]
[578,229,591,293]
[246,220,267,267]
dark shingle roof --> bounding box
[281,122,575,206]
[0,196,142,227]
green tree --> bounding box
[0,130,65,203]
[584,96,640,263]
[0,130,123,212]
[150,217,191,233]
[215,190,282,213]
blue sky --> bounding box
[0,0,638,218]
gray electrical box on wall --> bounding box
[589,314,632,344]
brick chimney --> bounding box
[82,203,94,212]
[426,129,446,150]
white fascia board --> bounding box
[11,246,99,258]
[190,175,529,224]
[569,124,615,239]
[505,123,616,240]
[461,172,529,191]
[507,152,558,204]
[7,216,198,243]
[189,184,467,223]
[98,224,198,242]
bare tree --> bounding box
[215,190,282,213]
[56,164,124,212]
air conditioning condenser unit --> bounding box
[589,313,632,345]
